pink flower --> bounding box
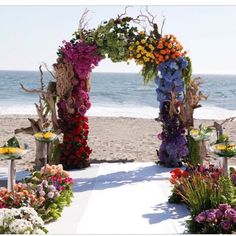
[219,204,231,211]
[206,211,216,223]
[220,220,231,231]
[78,105,87,116]
[195,212,206,223]
[224,208,236,220]
[39,190,46,197]
[47,192,54,199]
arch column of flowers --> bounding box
[53,10,202,169]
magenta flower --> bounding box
[224,208,236,220]
[214,209,223,220]
[78,105,87,116]
[220,220,232,231]
[206,211,217,223]
[219,204,231,211]
[195,212,206,223]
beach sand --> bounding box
[1,115,236,171]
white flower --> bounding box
[9,219,33,234]
[0,207,47,234]
[47,191,54,198]
[32,228,46,234]
[48,184,56,192]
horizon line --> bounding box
[0,69,236,76]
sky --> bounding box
[0,5,236,74]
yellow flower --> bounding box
[215,144,227,151]
[141,39,146,44]
[128,46,133,51]
[190,129,199,136]
[140,31,145,35]
[136,41,140,45]
[136,53,141,58]
[148,44,155,51]
[0,147,25,155]
[43,132,54,139]
[34,133,43,138]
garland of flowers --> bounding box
[54,10,198,169]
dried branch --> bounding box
[117,6,131,19]
[139,7,157,28]
[78,8,90,31]
[42,63,55,80]
[39,65,45,91]
[160,16,166,35]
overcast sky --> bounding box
[0,5,236,74]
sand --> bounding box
[1,115,236,171]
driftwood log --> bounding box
[15,65,60,170]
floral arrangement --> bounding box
[0,184,44,209]
[0,136,28,159]
[168,163,236,233]
[34,131,57,142]
[210,142,236,157]
[0,207,47,234]
[190,126,213,141]
[154,34,187,64]
[51,9,200,170]
[194,204,236,234]
[25,164,73,222]
[0,164,73,224]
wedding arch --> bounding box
[20,8,205,170]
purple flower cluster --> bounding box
[156,57,189,167]
[59,40,101,80]
[195,204,236,233]
[36,180,60,200]
[158,104,188,167]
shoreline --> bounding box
[1,115,236,171]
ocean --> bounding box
[0,70,236,120]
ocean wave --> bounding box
[1,104,236,120]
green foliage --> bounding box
[187,135,200,166]
[183,56,192,85]
[176,173,235,217]
[4,136,20,148]
[50,138,60,165]
[216,134,229,143]
[168,190,183,204]
[141,63,158,84]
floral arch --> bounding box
[50,9,203,170]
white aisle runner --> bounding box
[47,162,189,234]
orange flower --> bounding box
[23,190,29,195]
[157,43,163,49]
[165,55,169,60]
[160,50,166,55]
[168,43,173,49]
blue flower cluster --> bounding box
[155,57,188,110]
[155,57,189,167]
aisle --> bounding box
[47,162,189,234]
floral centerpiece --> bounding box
[34,131,58,143]
[0,136,28,159]
[190,126,213,141]
[0,207,47,234]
